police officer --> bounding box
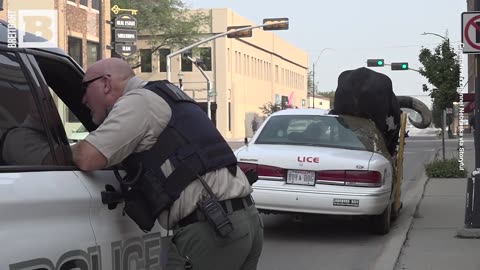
[72,58,264,270]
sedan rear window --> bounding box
[255,114,388,154]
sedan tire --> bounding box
[370,203,391,235]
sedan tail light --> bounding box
[317,170,382,187]
[238,162,285,180]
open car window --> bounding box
[29,51,94,145]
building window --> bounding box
[227,48,231,72]
[159,48,170,72]
[181,54,193,72]
[195,47,212,71]
[228,102,231,131]
[86,41,100,68]
[68,37,82,67]
[275,65,279,82]
[140,49,152,72]
[79,0,87,6]
[92,0,100,10]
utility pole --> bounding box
[312,63,316,108]
[459,0,480,235]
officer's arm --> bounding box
[71,140,107,171]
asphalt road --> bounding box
[228,136,462,270]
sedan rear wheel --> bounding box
[370,204,391,235]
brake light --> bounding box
[257,165,286,178]
[237,163,285,179]
[238,162,257,173]
[317,170,382,187]
[317,170,345,182]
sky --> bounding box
[184,0,467,108]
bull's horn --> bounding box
[397,96,432,129]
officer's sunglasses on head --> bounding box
[81,74,110,94]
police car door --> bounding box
[0,48,99,269]
[24,50,164,269]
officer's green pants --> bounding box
[166,205,264,270]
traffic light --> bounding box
[367,59,385,67]
[391,62,409,70]
[227,25,253,38]
[262,18,289,31]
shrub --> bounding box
[425,158,467,178]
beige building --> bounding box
[307,93,330,109]
[0,0,111,136]
[135,8,309,139]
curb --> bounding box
[372,148,439,270]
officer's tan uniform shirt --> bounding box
[86,76,252,228]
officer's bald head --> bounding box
[87,58,134,81]
[82,58,135,125]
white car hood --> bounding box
[235,144,374,171]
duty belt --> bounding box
[178,195,254,228]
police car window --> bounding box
[32,54,94,145]
[0,52,56,166]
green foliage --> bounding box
[418,37,460,111]
[259,102,280,116]
[111,0,209,67]
[425,158,467,178]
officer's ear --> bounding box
[102,74,112,95]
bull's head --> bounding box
[397,96,432,129]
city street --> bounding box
[237,136,463,270]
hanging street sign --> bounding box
[114,29,137,43]
[114,14,137,29]
[115,44,137,57]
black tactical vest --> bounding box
[120,80,238,220]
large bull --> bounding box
[329,67,432,156]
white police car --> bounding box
[0,21,164,269]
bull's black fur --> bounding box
[329,67,401,156]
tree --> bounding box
[418,35,460,159]
[418,37,460,111]
[111,0,209,68]
[259,102,280,116]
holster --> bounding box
[244,168,259,185]
[122,188,156,232]
[114,166,174,233]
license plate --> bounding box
[286,170,316,186]
[333,198,360,207]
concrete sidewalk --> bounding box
[395,140,479,270]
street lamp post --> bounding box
[166,18,289,82]
[312,48,334,108]
[187,56,214,120]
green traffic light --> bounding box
[402,64,407,69]
[378,60,383,66]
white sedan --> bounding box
[234,109,397,234]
